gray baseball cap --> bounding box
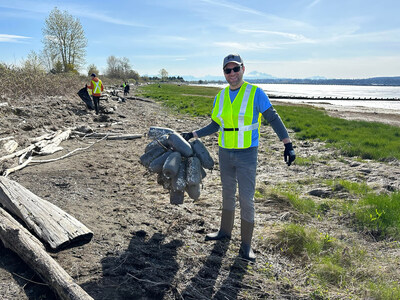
[223,54,243,68]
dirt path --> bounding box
[0,90,399,299]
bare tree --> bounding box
[23,51,45,73]
[159,68,168,81]
[106,56,137,80]
[42,7,87,72]
[106,55,119,78]
[87,64,99,76]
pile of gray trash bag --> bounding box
[140,126,214,204]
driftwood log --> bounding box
[0,176,93,250]
[0,207,94,300]
[72,131,143,140]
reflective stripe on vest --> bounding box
[92,80,102,94]
[212,82,259,149]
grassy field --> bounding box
[137,83,400,161]
[275,105,400,161]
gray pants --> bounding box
[218,146,258,223]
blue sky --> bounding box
[0,0,399,79]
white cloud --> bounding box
[214,42,281,51]
[198,0,264,17]
[307,0,322,9]
[0,34,31,42]
[237,29,315,45]
[0,1,149,28]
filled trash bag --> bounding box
[163,151,182,179]
[148,127,174,139]
[167,132,193,157]
[170,189,184,205]
[149,150,172,173]
[157,172,171,190]
[171,160,187,192]
[141,127,215,205]
[77,87,94,110]
[145,134,169,153]
[191,139,214,170]
[140,145,166,168]
[186,156,202,186]
[186,183,201,201]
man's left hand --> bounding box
[284,143,296,166]
[181,132,193,141]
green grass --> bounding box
[136,83,218,116]
[280,190,318,216]
[353,191,400,239]
[273,104,400,161]
[367,281,400,299]
[325,179,373,196]
[324,180,400,239]
[293,155,320,166]
[137,83,400,162]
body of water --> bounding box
[202,83,400,112]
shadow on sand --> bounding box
[82,230,183,299]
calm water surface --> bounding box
[202,83,400,112]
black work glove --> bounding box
[181,132,194,141]
[284,142,296,166]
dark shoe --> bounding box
[205,209,235,241]
[239,242,256,262]
[240,219,256,262]
[205,230,231,241]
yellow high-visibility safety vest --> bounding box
[92,80,102,94]
[211,82,260,149]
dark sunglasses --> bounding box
[224,65,241,74]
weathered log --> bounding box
[3,140,18,153]
[3,156,32,177]
[0,207,94,300]
[35,130,72,155]
[78,133,142,140]
[36,144,64,156]
[0,136,14,142]
[0,176,93,250]
[34,130,64,149]
[31,138,103,164]
[29,132,57,143]
[0,144,35,163]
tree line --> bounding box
[11,7,183,84]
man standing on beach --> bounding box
[182,54,296,261]
[87,73,104,115]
